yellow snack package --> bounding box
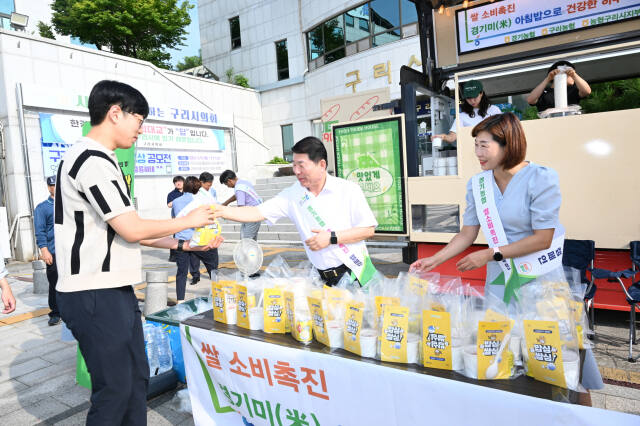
[380,305,409,363]
[343,302,365,356]
[285,292,313,344]
[308,297,330,346]
[409,275,430,296]
[477,320,513,380]
[523,320,567,388]
[263,288,286,333]
[423,310,452,370]
[236,284,255,329]
[374,296,400,325]
[191,205,221,246]
[212,280,237,324]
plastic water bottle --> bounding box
[143,323,160,376]
[156,328,173,374]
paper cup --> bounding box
[326,320,343,349]
[446,157,457,167]
[452,346,464,371]
[360,328,378,359]
[434,157,447,168]
[432,137,442,149]
[248,307,263,331]
[446,166,458,176]
[463,345,478,379]
[407,333,420,364]
[563,350,580,389]
[226,308,237,325]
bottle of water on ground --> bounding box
[143,323,160,376]
[156,326,173,374]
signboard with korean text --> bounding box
[456,0,640,54]
[134,150,230,176]
[137,123,225,151]
[39,112,87,177]
[332,115,407,234]
[181,324,637,426]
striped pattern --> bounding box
[54,137,141,293]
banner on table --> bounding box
[135,150,230,176]
[333,115,407,234]
[456,0,640,54]
[181,324,636,426]
[137,124,225,151]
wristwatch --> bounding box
[492,247,504,262]
[330,231,338,245]
[177,239,185,252]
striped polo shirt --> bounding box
[54,137,142,292]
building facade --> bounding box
[199,0,425,160]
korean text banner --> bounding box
[135,150,231,176]
[39,113,87,177]
[137,123,225,151]
[181,324,637,426]
[456,0,640,54]
[333,116,406,234]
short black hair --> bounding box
[292,136,327,164]
[219,170,237,184]
[547,60,575,74]
[172,175,185,184]
[88,80,149,126]
[199,172,214,183]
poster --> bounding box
[332,116,406,234]
[135,150,230,176]
[456,0,640,54]
[137,123,225,151]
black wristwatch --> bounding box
[492,247,503,261]
[330,231,338,245]
[177,239,185,252]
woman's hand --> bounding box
[456,248,493,272]
[410,256,439,274]
[1,281,16,314]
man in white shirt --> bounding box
[55,80,222,425]
[215,137,378,286]
[198,172,217,202]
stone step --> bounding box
[221,230,302,242]
[220,223,298,233]
[253,183,292,192]
[255,176,297,185]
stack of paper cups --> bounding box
[554,71,568,108]
[360,328,378,359]
[434,157,447,176]
[248,307,263,331]
[326,320,344,349]
[407,333,420,364]
[446,157,458,175]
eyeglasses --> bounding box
[124,111,145,128]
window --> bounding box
[0,0,14,15]
[281,124,294,162]
[306,1,418,68]
[229,16,241,49]
[275,39,289,81]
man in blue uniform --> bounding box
[34,176,59,325]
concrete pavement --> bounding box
[0,244,639,424]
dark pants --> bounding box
[175,249,218,300]
[47,254,59,318]
[57,286,148,426]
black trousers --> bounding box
[175,249,218,300]
[47,254,59,318]
[57,286,148,426]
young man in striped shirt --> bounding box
[54,80,222,425]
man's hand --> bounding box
[305,229,331,251]
[185,205,216,228]
[409,256,439,274]
[185,236,224,252]
[1,281,16,314]
[456,248,493,272]
[40,247,53,266]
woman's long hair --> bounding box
[460,92,490,118]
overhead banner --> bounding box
[135,150,230,176]
[137,124,225,151]
[456,0,640,54]
[181,324,638,426]
[333,115,407,234]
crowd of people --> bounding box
[0,62,600,422]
